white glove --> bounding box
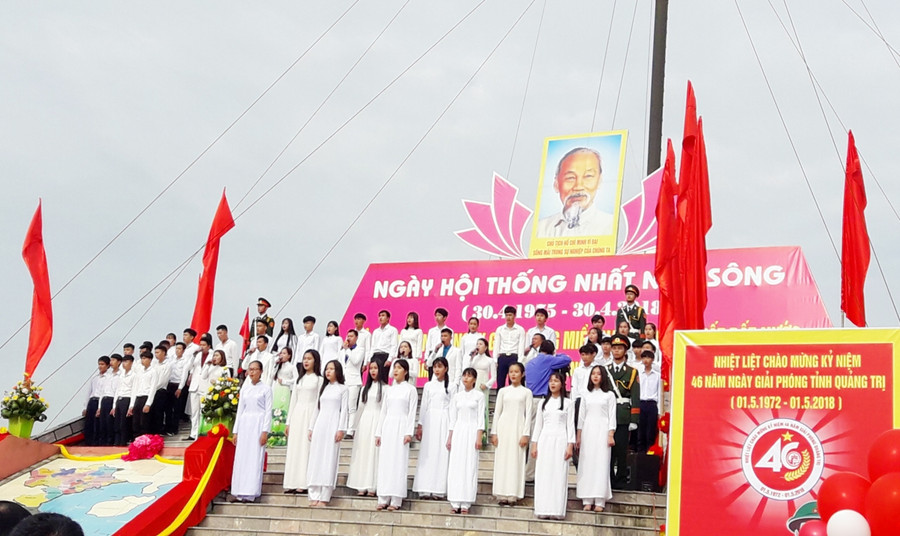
[628,423,638,431]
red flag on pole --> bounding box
[239,308,251,354]
[841,130,870,327]
[22,201,53,378]
[677,82,712,330]
[190,190,235,335]
[655,140,681,386]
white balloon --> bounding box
[826,509,871,536]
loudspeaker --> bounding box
[627,452,661,492]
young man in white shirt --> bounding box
[342,329,366,438]
[352,313,371,361]
[113,354,135,445]
[294,315,321,367]
[130,352,159,437]
[522,333,545,365]
[243,335,275,385]
[370,309,398,369]
[180,336,214,440]
[637,350,662,453]
[83,355,110,446]
[526,308,557,345]
[493,306,526,388]
[100,354,122,446]
[166,341,191,437]
[425,307,451,379]
[597,336,614,367]
[151,345,171,435]
[214,324,241,376]
[436,328,462,388]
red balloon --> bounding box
[868,429,900,481]
[798,519,827,536]
[817,472,871,522]
[865,472,900,536]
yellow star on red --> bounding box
[781,431,794,442]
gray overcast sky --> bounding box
[2,1,899,431]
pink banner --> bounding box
[340,247,831,379]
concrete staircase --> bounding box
[186,389,667,536]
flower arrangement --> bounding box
[1,379,48,422]
[122,434,165,461]
[201,376,241,421]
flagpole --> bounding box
[646,0,669,174]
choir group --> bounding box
[82,287,664,520]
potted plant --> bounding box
[1,378,48,438]
[199,376,240,435]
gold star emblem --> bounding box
[781,431,794,442]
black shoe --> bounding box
[182,436,196,441]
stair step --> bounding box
[242,491,665,517]
[192,510,661,536]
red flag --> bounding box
[22,201,53,378]
[239,308,251,354]
[841,130,870,327]
[655,140,681,385]
[190,190,235,335]
[677,82,712,330]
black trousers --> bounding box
[151,388,168,434]
[114,397,132,446]
[166,383,186,434]
[84,398,100,446]
[132,395,151,437]
[611,423,630,488]
[99,397,114,446]
[637,400,659,452]
[496,354,518,388]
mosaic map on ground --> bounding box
[0,457,181,536]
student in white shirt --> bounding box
[342,329,366,437]
[165,333,178,359]
[637,350,663,453]
[83,356,110,446]
[493,306,527,388]
[320,320,343,368]
[130,352,159,437]
[425,308,451,379]
[522,333,545,365]
[571,344,598,467]
[151,345,172,435]
[399,312,424,360]
[113,354,136,445]
[165,341,191,436]
[370,310,399,368]
[243,335,275,386]
[272,318,299,355]
[352,313,372,361]
[294,316,321,367]
[215,324,242,376]
[526,308,557,346]
[597,335,614,367]
[459,316,483,359]
[100,354,122,446]
[583,314,606,345]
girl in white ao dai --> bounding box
[306,359,349,506]
[347,361,388,495]
[413,357,455,499]
[576,365,617,511]
[489,362,533,505]
[446,368,485,514]
[283,350,324,493]
[374,360,418,510]
[531,370,575,520]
